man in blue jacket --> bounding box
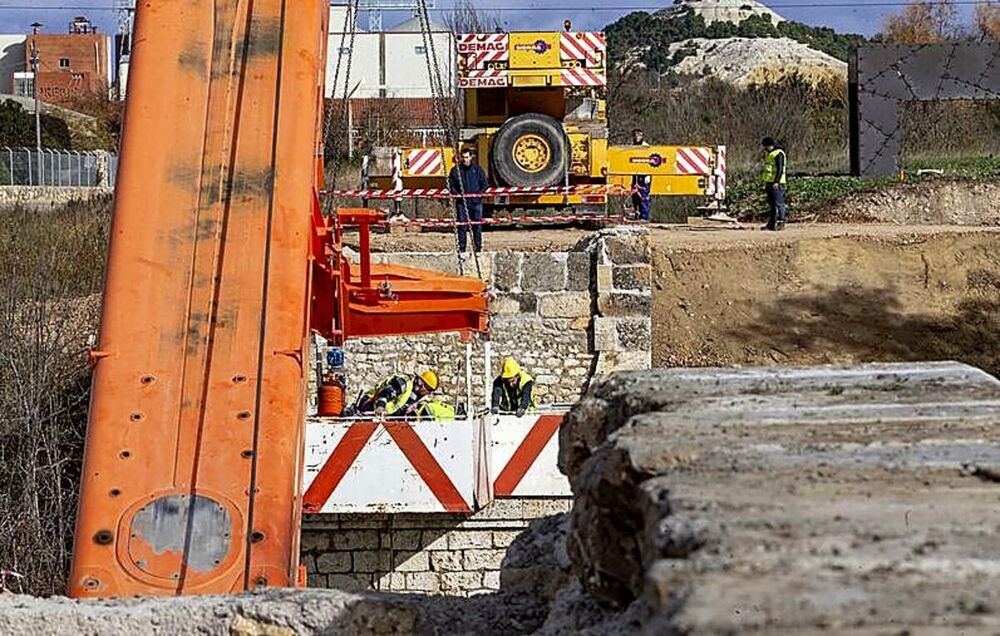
[448,147,489,255]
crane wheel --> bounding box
[490,113,568,188]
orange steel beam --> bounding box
[70,3,488,599]
[311,208,489,346]
[69,0,329,596]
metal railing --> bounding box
[0,147,118,188]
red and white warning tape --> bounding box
[322,184,626,200]
[383,214,646,229]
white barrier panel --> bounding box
[302,418,478,514]
[489,411,571,498]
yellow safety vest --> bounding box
[416,400,456,422]
[760,148,787,185]
[497,371,538,412]
[366,374,414,415]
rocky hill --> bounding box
[667,37,848,86]
[607,0,866,85]
[658,0,784,26]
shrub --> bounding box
[0,197,110,596]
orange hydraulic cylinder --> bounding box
[69,0,329,597]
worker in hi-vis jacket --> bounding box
[761,136,787,231]
[631,128,652,221]
[351,370,439,417]
[491,357,536,417]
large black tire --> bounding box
[489,113,568,188]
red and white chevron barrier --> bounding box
[490,414,570,497]
[301,411,574,513]
[322,184,624,199]
[302,419,477,514]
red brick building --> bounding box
[25,17,110,107]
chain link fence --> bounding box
[0,147,118,188]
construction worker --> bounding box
[447,147,489,256]
[353,370,439,418]
[761,137,787,231]
[490,357,536,417]
[631,128,652,222]
[415,400,457,422]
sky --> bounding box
[0,1,983,39]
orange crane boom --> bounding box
[69,1,486,598]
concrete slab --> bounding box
[558,362,1000,633]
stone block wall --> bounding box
[301,498,572,596]
[321,229,652,409]
[0,185,112,208]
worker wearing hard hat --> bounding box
[761,137,787,231]
[631,128,652,222]
[354,370,440,418]
[491,357,536,417]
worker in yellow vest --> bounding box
[760,137,787,231]
[353,370,439,418]
[490,357,536,417]
[415,400,457,422]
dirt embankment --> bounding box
[652,226,1000,376]
[819,180,1000,225]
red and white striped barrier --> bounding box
[458,33,509,70]
[714,145,728,201]
[675,146,714,175]
[561,67,605,87]
[322,184,623,200]
[560,31,606,66]
[406,148,445,176]
[302,419,478,514]
[301,410,573,514]
[490,414,570,498]
[383,214,644,229]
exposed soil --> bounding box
[816,180,1000,225]
[354,219,1000,380]
[652,225,1000,377]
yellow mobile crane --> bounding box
[367,27,727,215]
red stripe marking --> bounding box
[302,421,378,513]
[410,150,440,175]
[675,151,698,175]
[384,422,472,513]
[493,415,563,497]
[561,35,587,61]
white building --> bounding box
[326,9,454,99]
[0,35,27,95]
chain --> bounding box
[322,0,360,218]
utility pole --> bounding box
[30,23,42,149]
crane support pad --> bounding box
[69,0,329,597]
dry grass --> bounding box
[0,196,110,596]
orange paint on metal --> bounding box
[493,415,563,496]
[68,0,329,597]
[70,0,489,599]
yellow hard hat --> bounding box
[420,370,439,391]
[501,357,521,379]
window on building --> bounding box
[60,58,70,68]
[13,72,34,98]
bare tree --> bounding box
[443,0,501,34]
[975,2,1000,41]
[880,0,965,43]
[0,198,110,595]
